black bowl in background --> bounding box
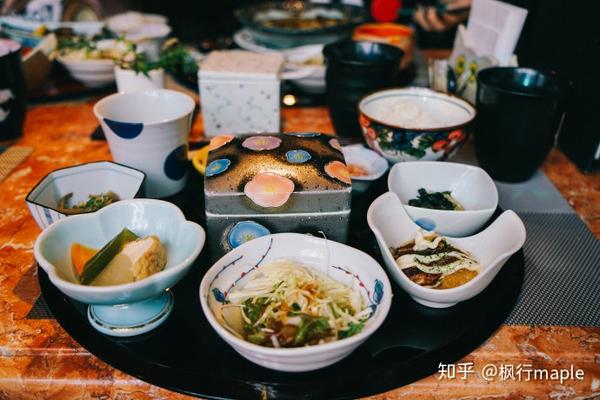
[235,2,368,49]
[323,40,404,138]
[0,40,26,145]
[475,67,568,182]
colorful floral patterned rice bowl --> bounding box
[358,87,475,163]
[199,233,392,372]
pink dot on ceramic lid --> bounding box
[209,134,234,151]
[325,160,352,185]
[329,138,342,152]
[244,172,295,207]
[242,136,282,151]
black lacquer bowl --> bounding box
[39,167,524,399]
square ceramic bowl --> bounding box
[199,233,392,372]
[388,161,498,237]
[34,199,205,305]
[368,192,525,308]
[26,161,145,229]
[342,144,389,193]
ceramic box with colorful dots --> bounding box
[204,133,352,259]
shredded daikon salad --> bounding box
[219,259,371,348]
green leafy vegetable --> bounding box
[408,188,464,211]
[118,38,199,77]
[243,298,268,325]
[338,321,365,339]
[293,316,331,346]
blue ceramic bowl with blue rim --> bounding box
[34,199,205,336]
[199,232,392,372]
[358,87,476,163]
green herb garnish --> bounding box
[118,38,199,77]
[293,316,331,346]
[338,321,365,339]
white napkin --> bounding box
[467,0,528,65]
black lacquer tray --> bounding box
[39,167,524,400]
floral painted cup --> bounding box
[358,87,475,163]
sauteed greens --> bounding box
[58,191,119,214]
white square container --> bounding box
[198,50,284,137]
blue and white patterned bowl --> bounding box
[199,233,392,372]
[26,161,146,230]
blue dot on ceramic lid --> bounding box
[205,158,231,177]
[104,118,143,139]
[415,218,436,231]
[228,221,270,249]
[163,144,188,180]
[286,149,311,164]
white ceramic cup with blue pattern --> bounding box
[94,89,195,198]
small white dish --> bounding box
[367,192,525,308]
[57,56,116,88]
[26,161,145,230]
[0,16,104,37]
[388,161,498,236]
[34,199,205,336]
[342,144,388,193]
[199,233,392,372]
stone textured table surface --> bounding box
[0,101,599,399]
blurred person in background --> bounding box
[410,0,471,48]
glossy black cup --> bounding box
[323,40,404,138]
[0,40,26,145]
[475,67,567,182]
